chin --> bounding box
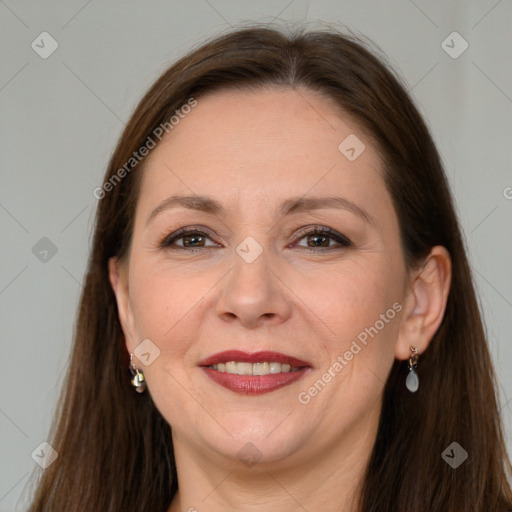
[194,416,312,468]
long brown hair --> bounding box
[26,24,512,511]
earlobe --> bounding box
[395,246,452,361]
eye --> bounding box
[159,225,352,252]
[160,228,219,250]
[292,226,352,252]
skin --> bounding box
[109,87,451,512]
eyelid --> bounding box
[159,224,352,251]
[292,225,351,244]
[159,225,220,248]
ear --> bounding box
[108,256,138,354]
[395,246,452,360]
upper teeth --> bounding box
[210,361,299,375]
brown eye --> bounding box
[160,226,351,253]
[161,229,219,250]
[294,227,352,251]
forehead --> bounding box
[137,87,391,221]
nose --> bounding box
[215,247,292,329]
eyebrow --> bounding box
[146,194,374,226]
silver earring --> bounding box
[129,353,146,393]
[405,345,419,393]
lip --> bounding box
[198,350,312,396]
[198,350,312,368]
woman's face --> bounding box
[111,87,412,470]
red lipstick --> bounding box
[198,350,312,395]
[198,350,311,368]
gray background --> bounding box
[1,1,511,510]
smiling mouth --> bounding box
[208,361,302,375]
[198,350,312,395]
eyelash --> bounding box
[159,225,352,253]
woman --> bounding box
[27,25,512,511]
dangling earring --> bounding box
[129,353,146,393]
[405,345,419,393]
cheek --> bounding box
[303,260,403,382]
[309,261,401,334]
[291,262,403,428]
[128,258,207,359]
